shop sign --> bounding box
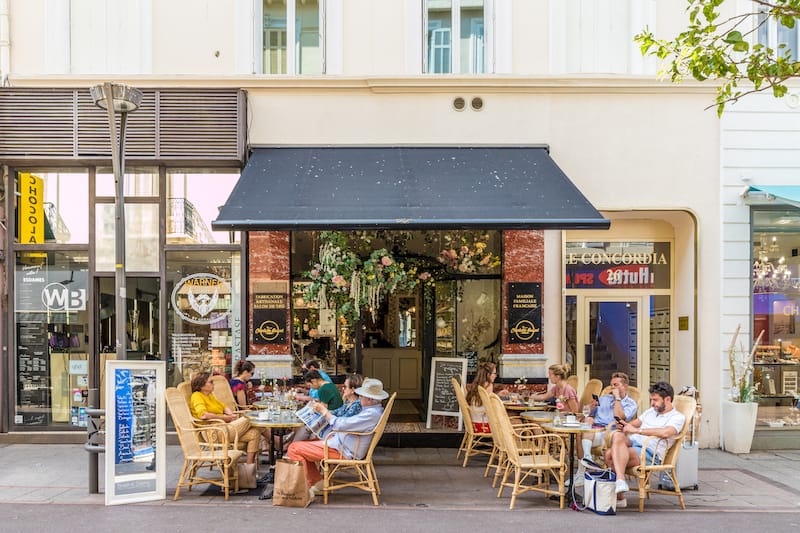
[253,293,287,344]
[18,173,44,245]
[564,242,671,289]
[507,282,542,344]
[171,273,231,325]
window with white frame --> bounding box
[424,0,491,74]
[259,0,323,74]
[757,10,798,62]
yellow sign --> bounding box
[255,320,285,342]
[510,320,539,342]
[18,173,44,245]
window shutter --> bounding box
[0,88,245,162]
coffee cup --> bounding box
[565,414,577,424]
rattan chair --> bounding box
[578,378,603,410]
[566,375,579,393]
[487,392,567,509]
[624,395,697,512]
[320,393,397,506]
[452,377,495,468]
[210,374,251,413]
[166,387,244,500]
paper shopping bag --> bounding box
[272,459,310,508]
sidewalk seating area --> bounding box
[0,444,798,512]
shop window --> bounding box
[166,251,242,388]
[13,251,91,428]
[96,169,158,198]
[95,203,159,272]
[425,0,489,74]
[260,0,323,74]
[751,211,800,429]
[15,171,89,244]
[166,171,241,244]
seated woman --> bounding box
[465,362,507,433]
[230,360,258,409]
[189,371,260,465]
[531,363,579,413]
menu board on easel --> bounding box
[105,360,166,506]
[426,357,467,430]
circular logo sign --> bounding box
[171,273,231,325]
[254,320,285,342]
[510,319,539,342]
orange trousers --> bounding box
[286,440,342,487]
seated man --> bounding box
[576,371,638,483]
[295,359,332,402]
[285,378,389,495]
[304,369,343,411]
[604,381,686,507]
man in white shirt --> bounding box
[285,377,389,494]
[604,381,685,506]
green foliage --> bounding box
[635,0,800,116]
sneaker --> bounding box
[616,497,627,508]
[615,479,629,494]
[574,462,585,487]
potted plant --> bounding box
[721,324,764,454]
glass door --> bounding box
[569,295,647,391]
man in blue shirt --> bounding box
[296,359,332,401]
[286,377,388,494]
[576,372,638,484]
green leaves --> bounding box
[634,0,800,116]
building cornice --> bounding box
[4,75,719,95]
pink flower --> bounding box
[381,256,393,266]
[332,275,345,285]
[461,245,469,253]
[310,269,320,277]
[419,272,431,281]
[480,255,492,265]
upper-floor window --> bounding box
[424,0,490,74]
[259,0,323,74]
[757,10,798,62]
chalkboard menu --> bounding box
[426,357,467,430]
[507,282,542,344]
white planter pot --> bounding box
[721,400,758,454]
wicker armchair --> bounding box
[165,387,244,500]
[487,392,567,509]
[624,395,697,512]
[451,377,495,468]
[210,374,252,413]
[320,393,396,506]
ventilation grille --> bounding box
[0,88,245,161]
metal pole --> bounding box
[103,82,128,363]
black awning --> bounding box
[212,146,609,231]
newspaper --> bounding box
[295,403,330,438]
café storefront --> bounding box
[212,145,610,409]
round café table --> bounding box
[519,410,558,424]
[502,401,552,413]
[539,421,604,505]
[245,410,303,500]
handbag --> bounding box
[237,462,258,490]
[582,468,617,515]
[272,458,311,508]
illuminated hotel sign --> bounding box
[565,242,671,289]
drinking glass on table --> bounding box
[581,405,591,420]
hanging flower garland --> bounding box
[303,230,499,331]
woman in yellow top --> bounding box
[190,371,260,464]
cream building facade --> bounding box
[0,1,729,449]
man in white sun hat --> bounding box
[286,377,389,493]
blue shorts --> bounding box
[631,442,661,465]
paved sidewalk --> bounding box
[0,444,798,512]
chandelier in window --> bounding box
[753,255,791,289]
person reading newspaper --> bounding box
[290,374,363,448]
[280,377,388,497]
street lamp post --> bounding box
[88,82,142,493]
